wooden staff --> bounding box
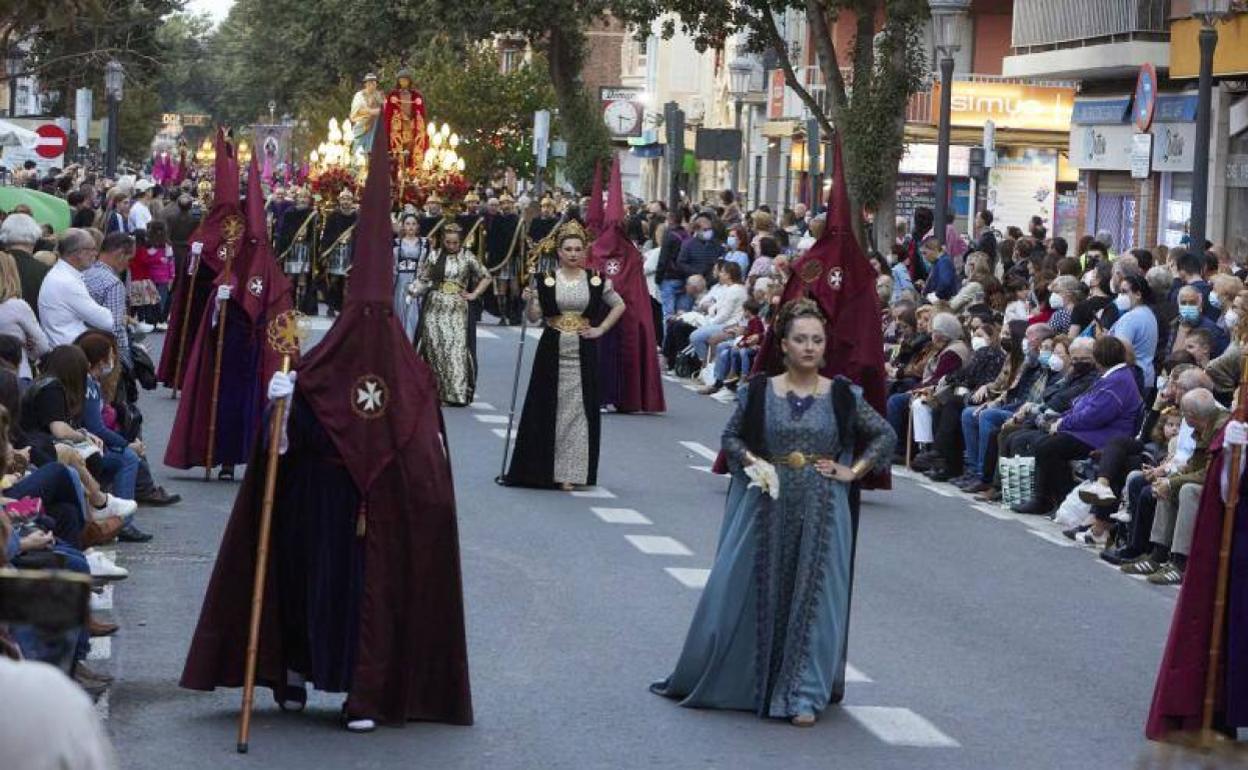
[237,312,303,753]
[1199,348,1248,746]
[171,245,202,398]
[204,245,236,480]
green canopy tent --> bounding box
[0,187,71,233]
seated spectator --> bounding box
[661,275,708,370]
[1167,284,1229,362]
[948,251,992,313]
[0,213,50,313]
[887,312,969,457]
[1069,261,1113,337]
[1045,275,1082,335]
[924,320,1007,481]
[920,236,959,301]
[688,261,748,363]
[1109,274,1160,386]
[0,251,49,379]
[1011,336,1143,515]
[698,298,765,395]
[81,232,134,367]
[38,230,112,347]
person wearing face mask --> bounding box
[925,320,1006,482]
[1108,274,1159,386]
[1045,275,1081,335]
[723,225,750,274]
[674,212,725,284]
[1209,273,1244,333]
[887,312,969,462]
[1068,262,1113,337]
[1166,285,1229,370]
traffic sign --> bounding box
[34,124,68,159]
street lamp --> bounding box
[1189,0,1233,250]
[929,0,969,248]
[728,56,752,206]
[104,59,125,178]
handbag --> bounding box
[130,344,158,391]
[673,347,701,379]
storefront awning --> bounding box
[903,123,1071,151]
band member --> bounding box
[483,193,524,325]
[165,155,292,481]
[275,189,319,315]
[393,213,427,340]
[503,223,627,490]
[320,189,357,317]
[527,195,560,275]
[419,192,447,247]
[412,223,490,406]
[181,121,472,733]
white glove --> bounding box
[267,370,296,401]
[216,284,233,302]
[926,292,938,304]
[744,458,781,499]
[191,241,204,256]
[1226,420,1248,448]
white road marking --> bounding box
[972,503,1014,521]
[94,690,110,722]
[625,535,693,556]
[664,567,711,588]
[843,706,960,748]
[474,414,511,424]
[490,428,516,441]
[688,465,715,474]
[88,636,111,661]
[476,328,499,339]
[845,664,872,683]
[468,402,496,411]
[570,486,616,498]
[919,483,958,498]
[591,507,652,524]
[680,441,719,462]
[1028,530,1077,548]
[90,584,114,611]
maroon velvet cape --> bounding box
[180,123,473,725]
[1146,427,1248,740]
[164,156,291,470]
[158,129,240,388]
[587,156,665,414]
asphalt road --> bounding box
[94,320,1192,769]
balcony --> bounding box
[1004,0,1172,81]
[1011,0,1170,52]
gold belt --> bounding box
[769,451,835,468]
[548,313,590,333]
[438,281,464,295]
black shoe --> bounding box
[927,468,957,482]
[117,522,153,543]
[137,486,181,507]
[1011,499,1051,515]
[218,466,235,481]
[1100,546,1142,565]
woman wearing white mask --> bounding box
[1210,273,1244,333]
[1107,274,1159,385]
[1068,262,1113,338]
[1045,275,1081,335]
[724,224,750,275]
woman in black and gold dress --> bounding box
[504,224,626,490]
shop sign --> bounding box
[1131,133,1152,179]
[1227,154,1248,189]
[1155,93,1198,123]
[1069,123,1135,171]
[986,148,1058,233]
[898,143,970,177]
[1151,123,1195,173]
[1170,16,1248,80]
[767,70,786,121]
[931,80,1074,132]
[1071,96,1132,126]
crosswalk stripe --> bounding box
[688,465,715,474]
[845,664,872,683]
[476,328,499,339]
[570,486,616,498]
[843,706,959,748]
[679,441,718,462]
[625,535,692,556]
[468,402,496,411]
[590,507,652,524]
[474,414,511,424]
[91,584,114,611]
[664,567,710,588]
[489,428,516,442]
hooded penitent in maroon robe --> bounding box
[164,155,292,471]
[585,161,604,238]
[180,122,472,727]
[158,128,240,388]
[1146,426,1248,741]
[588,156,665,414]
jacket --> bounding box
[1167,411,1230,492]
[924,253,960,300]
[1059,364,1143,449]
[674,236,724,280]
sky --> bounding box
[187,0,234,23]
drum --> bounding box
[284,243,311,275]
[326,244,352,276]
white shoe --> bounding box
[154,322,168,331]
[86,551,128,580]
[345,718,376,733]
[1075,528,1109,547]
[101,494,138,519]
[1110,508,1131,523]
[134,322,155,334]
[1077,480,1117,506]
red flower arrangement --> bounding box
[309,167,359,202]
[435,173,470,202]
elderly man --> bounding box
[82,232,135,366]
[38,229,113,346]
[0,213,51,314]
[1169,284,1228,361]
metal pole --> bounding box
[806,118,820,210]
[1190,25,1218,250]
[106,96,120,177]
[743,104,754,210]
[732,99,743,202]
[933,55,955,248]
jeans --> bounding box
[96,446,139,499]
[961,406,1011,480]
[659,278,690,319]
[712,342,734,383]
[8,463,87,547]
[690,323,726,362]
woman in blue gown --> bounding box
[652,299,896,726]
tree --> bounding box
[613,0,929,248]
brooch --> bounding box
[544,276,556,287]
[589,275,602,287]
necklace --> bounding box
[785,391,817,420]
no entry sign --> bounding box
[34,124,68,159]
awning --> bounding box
[0,119,38,149]
[761,120,800,138]
[903,123,1071,151]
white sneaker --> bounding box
[86,551,128,580]
[154,322,168,331]
[1075,528,1110,547]
[134,322,155,334]
[1110,507,1132,523]
[345,718,376,733]
[101,494,138,519]
[1077,481,1117,506]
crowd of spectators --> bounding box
[0,167,187,709]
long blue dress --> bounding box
[652,378,895,719]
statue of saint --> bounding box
[384,68,428,183]
[349,73,384,154]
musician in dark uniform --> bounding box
[276,188,320,315]
[527,195,560,276]
[419,192,447,249]
[319,189,358,317]
[482,193,524,324]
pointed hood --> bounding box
[214,127,240,206]
[586,160,604,236]
[228,154,291,324]
[295,119,444,495]
[604,155,625,227]
[752,135,887,485]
